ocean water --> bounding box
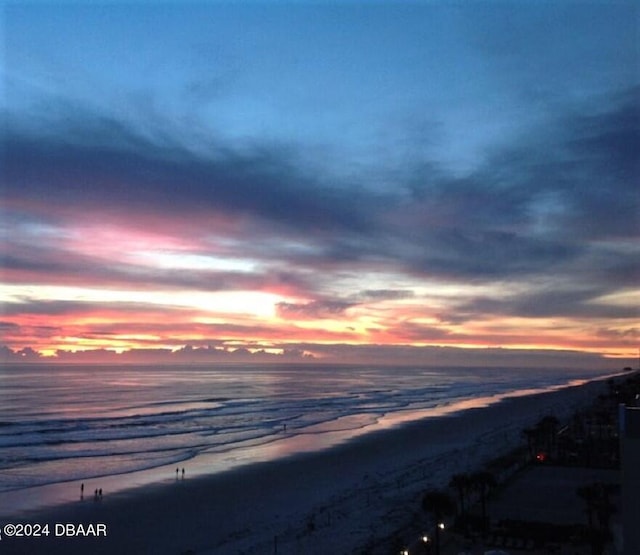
[0,363,616,509]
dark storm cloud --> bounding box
[1,247,283,292]
[77,320,281,339]
[385,321,456,342]
[588,252,639,290]
[3,86,638,293]
[455,288,636,322]
[3,108,377,233]
[524,90,636,229]
[409,229,580,279]
[0,322,20,332]
[394,88,639,281]
[356,289,415,301]
[0,299,172,317]
[276,300,355,319]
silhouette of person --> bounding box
[80,483,84,499]
[94,489,98,501]
[98,488,103,499]
[181,468,185,479]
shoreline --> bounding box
[0,370,621,519]
[0,376,614,554]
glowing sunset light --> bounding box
[1,3,638,367]
[138,252,256,273]
[1,285,281,317]
[587,290,639,308]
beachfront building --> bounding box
[619,405,640,555]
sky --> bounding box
[1,1,638,367]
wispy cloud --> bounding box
[1,3,638,363]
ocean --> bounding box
[0,363,617,514]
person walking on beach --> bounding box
[176,467,179,479]
[80,483,84,499]
[181,468,185,479]
[98,488,102,499]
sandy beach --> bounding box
[0,378,609,555]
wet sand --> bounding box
[0,379,607,554]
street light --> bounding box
[421,534,431,555]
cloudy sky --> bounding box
[1,1,638,366]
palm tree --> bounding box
[448,473,471,526]
[470,471,496,534]
[577,483,597,530]
[522,426,537,461]
[422,489,455,555]
[577,482,616,555]
[538,414,560,457]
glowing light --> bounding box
[137,251,256,272]
[0,285,281,318]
